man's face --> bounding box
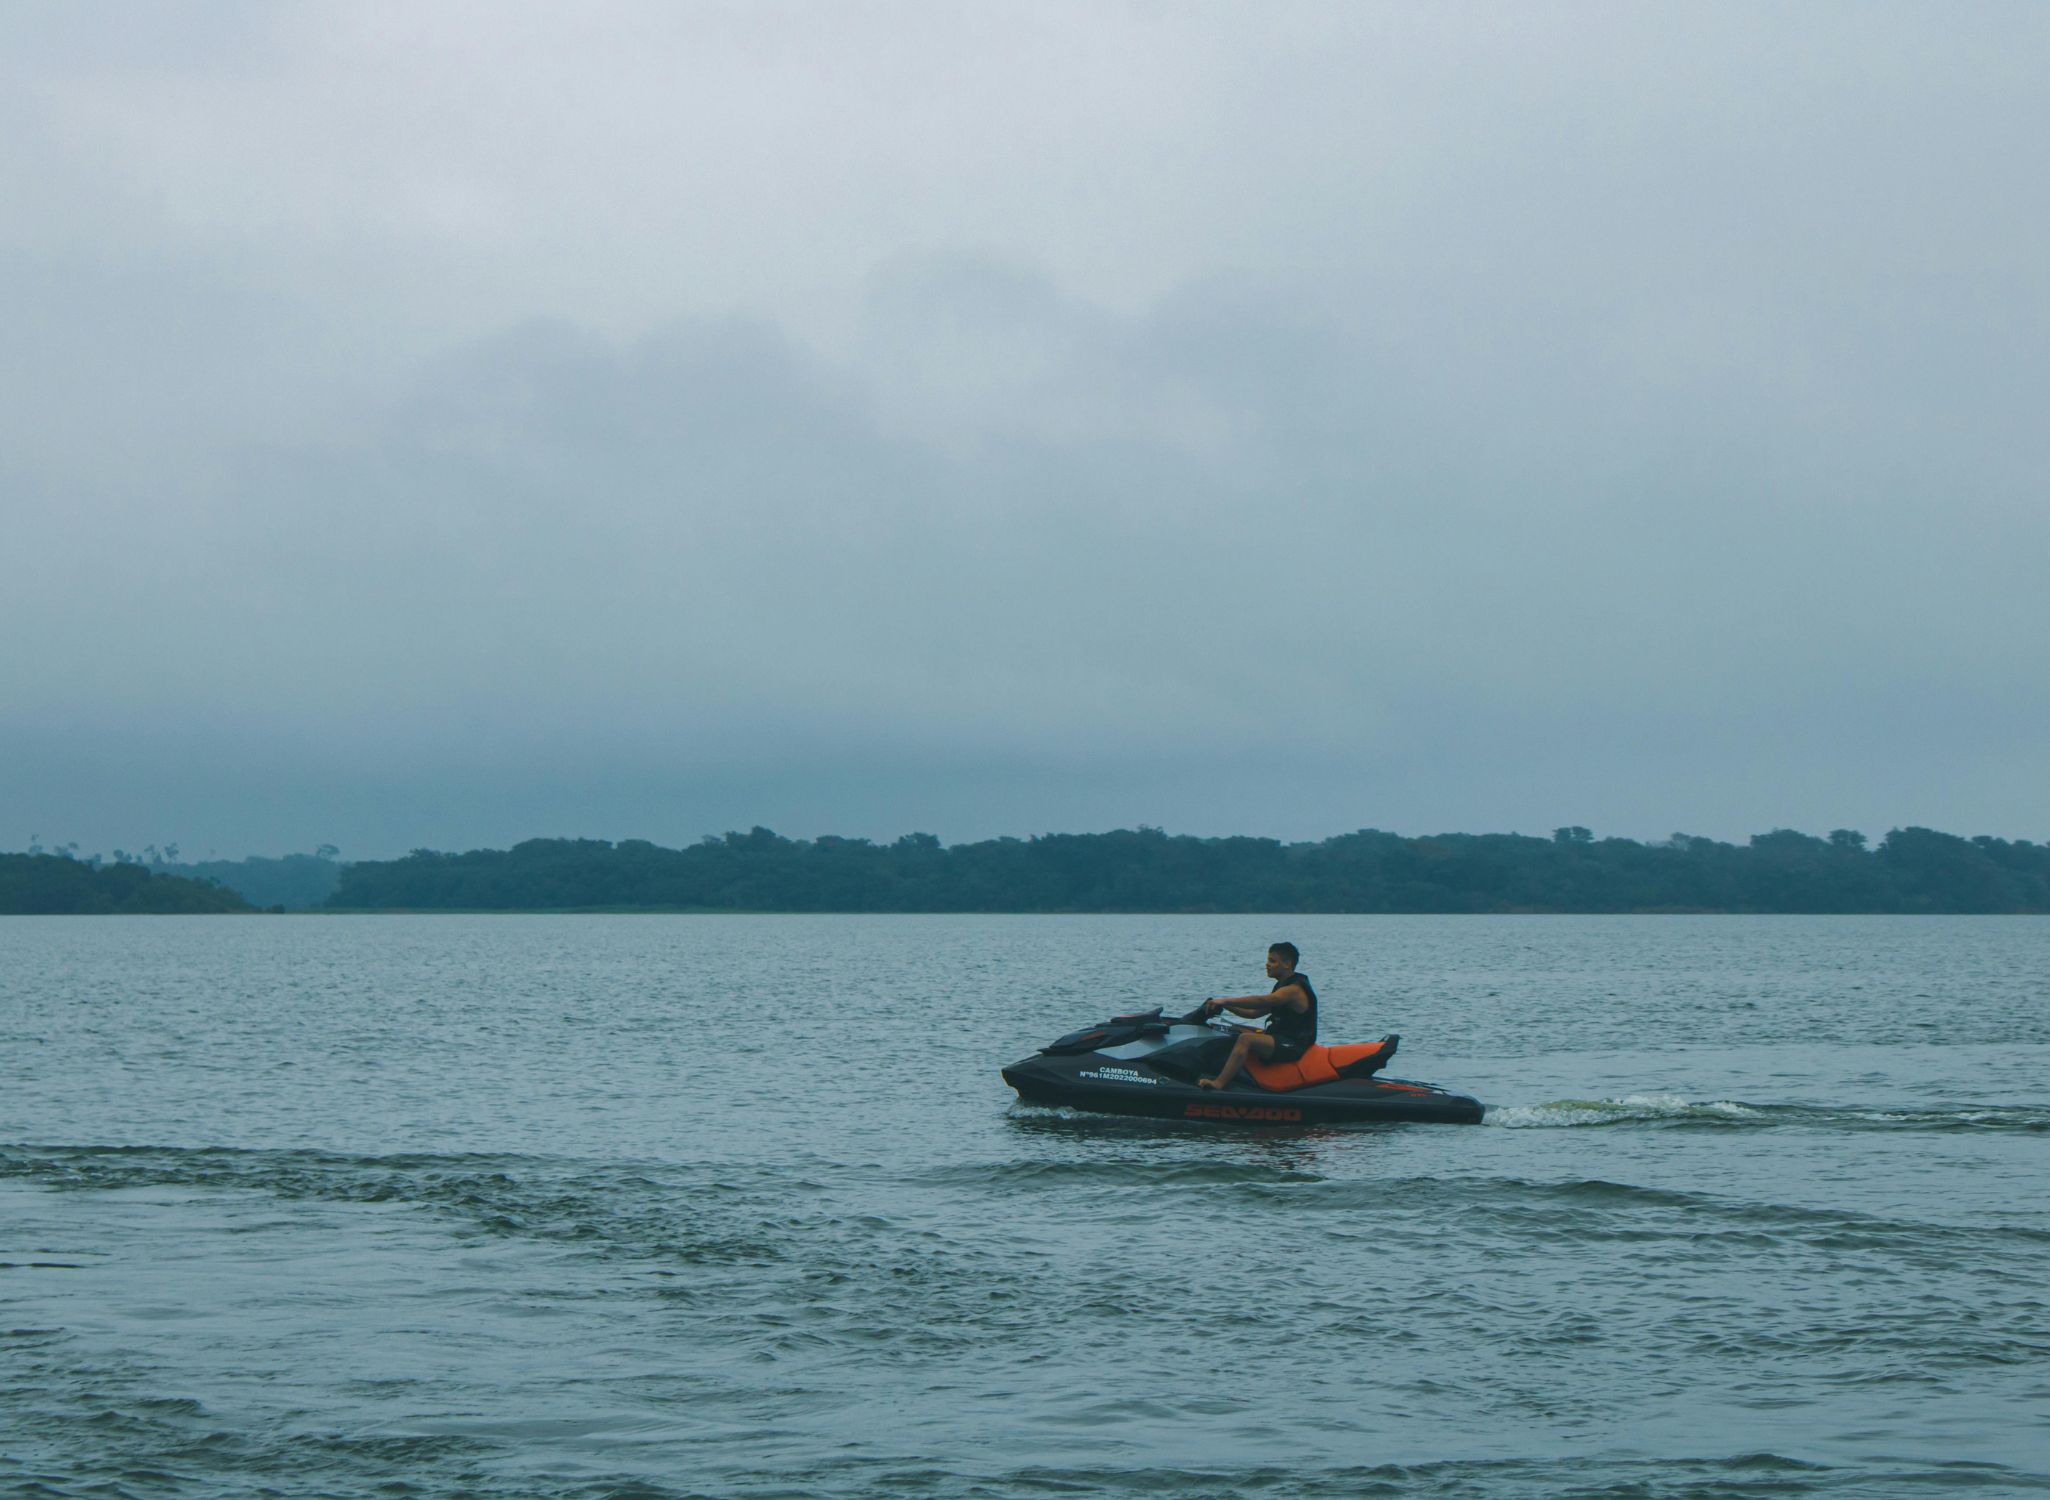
[1265,949,1291,978]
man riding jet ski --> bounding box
[1193,940,1319,1090]
[1000,943,1485,1126]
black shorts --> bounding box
[1266,1037,1311,1066]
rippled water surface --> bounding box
[4,915,2048,1498]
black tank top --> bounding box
[1267,972,1317,1051]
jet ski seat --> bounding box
[1246,1036,1399,1092]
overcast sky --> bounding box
[5,2,2047,860]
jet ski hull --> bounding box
[1002,1040,1485,1125]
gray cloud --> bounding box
[4,3,2047,857]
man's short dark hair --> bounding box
[1268,941,1300,966]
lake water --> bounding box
[4,915,2048,1498]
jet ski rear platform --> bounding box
[1002,1009,1485,1126]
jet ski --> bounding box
[1001,1006,1485,1125]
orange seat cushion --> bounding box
[1245,1040,1390,1092]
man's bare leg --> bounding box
[1199,1030,1274,1090]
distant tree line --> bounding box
[324,825,2050,914]
[15,837,346,911]
[155,849,345,910]
[0,852,255,914]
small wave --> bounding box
[1486,1098,2050,1132]
[1487,1095,1764,1128]
[920,1158,1325,1188]
[0,1144,786,1268]
[1834,1105,2050,1132]
[1231,1174,1720,1217]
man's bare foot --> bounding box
[1198,1076,1220,1089]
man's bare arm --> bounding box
[1205,986,1306,1018]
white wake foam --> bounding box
[1486,1094,1764,1128]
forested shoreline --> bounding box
[13,825,2049,914]
[324,825,2050,914]
[0,853,255,914]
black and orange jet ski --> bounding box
[1001,1007,1485,1125]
